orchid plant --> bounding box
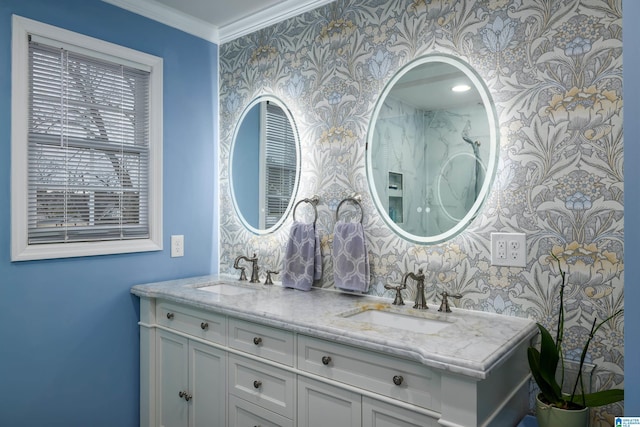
[527,253,624,409]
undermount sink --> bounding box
[342,307,452,334]
[198,283,256,296]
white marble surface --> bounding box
[131,275,536,379]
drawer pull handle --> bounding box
[393,375,404,386]
[253,337,262,345]
[166,312,174,320]
[200,322,208,330]
[321,356,332,365]
[178,390,192,401]
[253,380,262,389]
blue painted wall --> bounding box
[233,105,260,227]
[0,0,219,425]
[623,0,639,415]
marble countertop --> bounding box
[131,275,537,379]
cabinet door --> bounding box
[157,330,189,427]
[189,340,226,427]
[298,377,361,427]
[362,397,438,427]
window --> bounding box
[11,16,163,261]
[260,101,297,229]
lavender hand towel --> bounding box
[332,220,370,293]
[282,221,322,291]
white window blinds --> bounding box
[27,37,150,244]
[263,102,296,229]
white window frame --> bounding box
[258,101,298,230]
[11,15,163,261]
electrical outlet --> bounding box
[171,235,184,257]
[496,240,506,259]
[491,233,526,267]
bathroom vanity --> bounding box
[132,276,536,427]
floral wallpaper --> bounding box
[219,0,623,422]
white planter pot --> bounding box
[535,394,590,427]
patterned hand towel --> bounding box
[282,221,322,291]
[332,220,370,293]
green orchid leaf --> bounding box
[528,347,562,403]
[579,389,624,407]
[535,324,562,398]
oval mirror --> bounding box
[230,95,300,234]
[366,54,498,244]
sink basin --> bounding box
[343,308,451,334]
[198,283,256,296]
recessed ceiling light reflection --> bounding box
[451,84,471,92]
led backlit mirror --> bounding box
[230,95,300,234]
[366,54,498,244]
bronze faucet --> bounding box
[384,281,406,305]
[438,291,462,313]
[234,253,260,283]
[402,268,427,309]
[265,270,279,285]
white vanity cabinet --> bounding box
[153,301,227,427]
[135,287,533,427]
[157,330,226,427]
[298,376,361,427]
[229,394,293,427]
[297,334,440,426]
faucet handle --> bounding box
[237,267,247,281]
[384,283,405,305]
[438,291,462,313]
[265,270,279,285]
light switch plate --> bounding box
[491,232,526,267]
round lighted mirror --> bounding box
[230,96,300,234]
[366,54,498,244]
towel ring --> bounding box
[293,196,319,224]
[336,196,363,224]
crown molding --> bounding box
[102,0,220,43]
[218,0,335,44]
[103,0,336,45]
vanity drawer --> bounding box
[297,335,441,411]
[228,318,294,366]
[156,301,226,345]
[363,396,438,427]
[228,354,296,419]
[229,394,293,427]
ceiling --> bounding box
[103,0,336,44]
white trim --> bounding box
[217,0,336,43]
[11,15,163,261]
[101,0,336,44]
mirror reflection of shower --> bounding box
[462,120,484,201]
[367,55,498,242]
[372,99,489,236]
